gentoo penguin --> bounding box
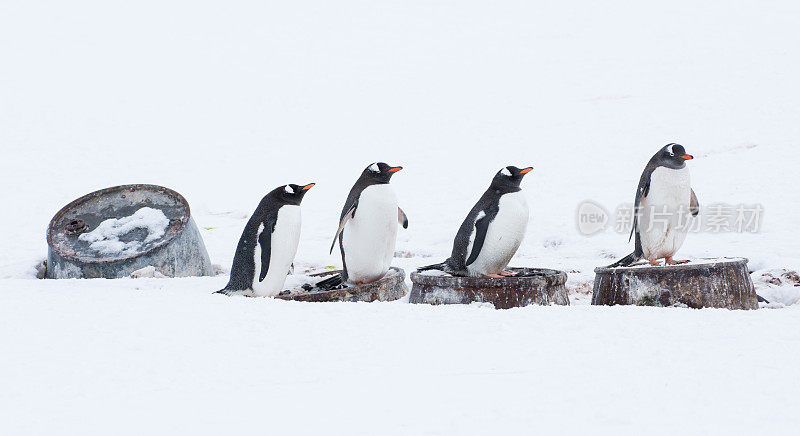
[418,166,533,277]
[217,183,314,297]
[317,162,407,288]
[609,143,699,267]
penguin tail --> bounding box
[315,273,343,290]
[607,252,640,268]
[757,294,770,304]
[417,262,447,272]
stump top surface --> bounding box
[411,267,566,286]
[275,267,406,301]
[594,257,748,274]
[47,184,191,263]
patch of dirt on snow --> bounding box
[753,269,800,307]
[566,273,593,304]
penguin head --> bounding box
[362,162,403,184]
[279,183,315,205]
[491,165,533,191]
[656,143,694,169]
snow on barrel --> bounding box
[46,184,214,279]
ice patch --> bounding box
[79,207,170,255]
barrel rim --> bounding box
[410,266,567,286]
[46,184,191,264]
[593,257,748,274]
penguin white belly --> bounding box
[467,191,529,276]
[342,184,398,284]
[638,166,691,260]
[253,206,301,297]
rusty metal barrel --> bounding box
[409,267,569,309]
[592,257,758,309]
[46,184,214,279]
[276,267,408,302]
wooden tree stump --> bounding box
[409,267,569,309]
[275,267,407,303]
[592,257,757,309]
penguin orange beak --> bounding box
[520,167,533,174]
[302,183,315,190]
[388,166,403,173]
[680,155,693,160]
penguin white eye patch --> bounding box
[284,185,294,194]
[368,163,380,172]
[500,167,512,176]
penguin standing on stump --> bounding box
[609,143,699,267]
[317,162,408,289]
[217,183,314,297]
[418,165,533,277]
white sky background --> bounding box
[1,2,799,434]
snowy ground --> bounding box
[1,1,799,434]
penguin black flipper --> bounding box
[398,207,408,229]
[419,204,499,275]
[465,211,493,266]
[329,200,358,254]
[320,197,359,288]
[629,175,650,243]
[258,213,278,282]
[690,189,699,216]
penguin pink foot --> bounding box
[484,273,504,278]
[649,259,661,266]
[665,257,689,265]
[499,270,516,276]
